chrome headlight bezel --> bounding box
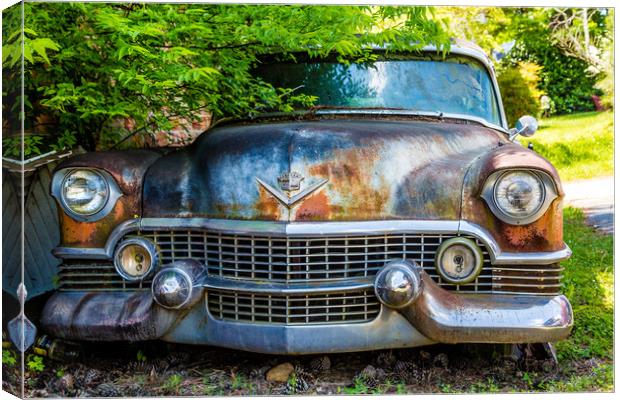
[51,168,122,222]
[480,169,558,225]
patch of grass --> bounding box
[343,377,370,394]
[540,364,614,392]
[528,111,613,181]
[163,374,183,395]
[556,207,614,362]
[468,378,501,393]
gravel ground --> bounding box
[2,340,606,397]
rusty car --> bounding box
[40,41,573,355]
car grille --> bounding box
[58,230,563,297]
[139,230,494,292]
[207,289,380,325]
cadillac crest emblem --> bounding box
[277,171,304,192]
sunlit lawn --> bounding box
[528,111,613,181]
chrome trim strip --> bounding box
[54,218,571,265]
[203,276,374,295]
[458,220,572,265]
[494,246,572,265]
[52,247,109,260]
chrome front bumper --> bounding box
[41,269,573,354]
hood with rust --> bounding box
[142,118,506,221]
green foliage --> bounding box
[26,354,45,372]
[496,62,542,126]
[538,364,613,392]
[435,7,513,54]
[438,7,611,116]
[163,374,183,394]
[529,111,613,181]
[136,350,147,362]
[2,3,449,152]
[503,9,602,115]
[2,134,44,158]
[468,378,501,393]
[2,26,60,68]
[594,10,614,109]
[344,377,370,394]
[2,349,17,367]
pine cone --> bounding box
[124,383,147,397]
[433,353,449,369]
[125,360,151,374]
[393,360,421,384]
[355,365,379,389]
[165,351,190,367]
[376,351,396,369]
[82,369,102,386]
[250,365,271,380]
[309,355,331,373]
[286,367,311,394]
[96,383,121,397]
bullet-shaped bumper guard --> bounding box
[41,271,573,353]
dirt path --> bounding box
[563,176,614,234]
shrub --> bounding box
[496,62,542,126]
[505,22,601,115]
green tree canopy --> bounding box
[2,3,450,152]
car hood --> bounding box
[142,118,505,221]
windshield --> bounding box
[255,54,502,126]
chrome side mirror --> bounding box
[509,115,538,141]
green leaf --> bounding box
[30,38,60,64]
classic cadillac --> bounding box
[41,42,573,354]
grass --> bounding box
[528,111,613,181]
[555,207,614,364]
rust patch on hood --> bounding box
[294,190,331,221]
[254,185,283,220]
[306,146,390,220]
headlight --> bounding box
[481,169,558,225]
[51,168,122,222]
[61,170,109,215]
[494,171,544,218]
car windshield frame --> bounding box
[254,51,505,130]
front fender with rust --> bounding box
[461,143,565,252]
[54,150,162,248]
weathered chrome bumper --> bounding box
[41,269,573,354]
